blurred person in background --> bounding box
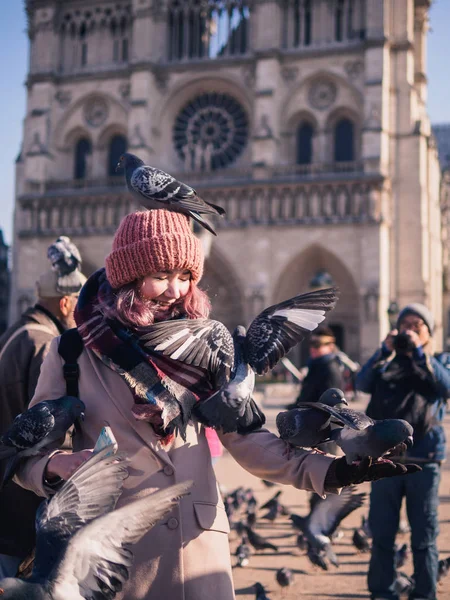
[0,237,86,578]
[356,303,450,600]
[287,326,345,409]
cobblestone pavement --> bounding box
[214,388,450,599]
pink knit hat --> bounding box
[105,210,204,289]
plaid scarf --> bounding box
[74,269,214,443]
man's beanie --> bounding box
[105,210,204,289]
[36,236,87,298]
[397,303,435,335]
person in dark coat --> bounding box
[0,237,86,577]
[291,326,344,406]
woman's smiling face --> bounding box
[140,269,191,313]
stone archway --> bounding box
[201,247,245,331]
[273,244,360,365]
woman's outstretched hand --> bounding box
[325,456,421,488]
[45,449,94,482]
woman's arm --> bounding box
[218,428,338,498]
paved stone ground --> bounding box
[214,389,450,599]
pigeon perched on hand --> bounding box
[0,446,192,599]
[0,396,85,487]
[290,486,366,570]
[276,388,348,449]
[142,287,339,433]
[117,152,225,235]
[283,392,414,464]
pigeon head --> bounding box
[116,152,144,173]
[373,418,414,448]
[61,396,86,421]
[319,388,348,408]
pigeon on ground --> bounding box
[0,446,192,599]
[290,486,366,569]
[438,556,450,581]
[276,567,293,588]
[395,542,408,569]
[361,515,372,538]
[394,572,415,596]
[245,489,258,509]
[235,536,251,567]
[296,533,307,551]
[284,396,414,464]
[261,503,280,522]
[247,508,257,528]
[245,526,278,552]
[117,152,225,235]
[142,287,339,433]
[254,582,271,600]
[0,396,85,487]
[276,388,348,449]
[352,528,371,553]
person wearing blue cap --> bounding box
[356,303,450,600]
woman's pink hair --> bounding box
[102,279,211,328]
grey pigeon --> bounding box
[291,398,414,464]
[290,486,366,570]
[395,542,408,568]
[394,572,415,595]
[47,236,85,295]
[352,528,371,553]
[254,582,270,600]
[245,526,278,552]
[235,536,251,567]
[117,152,225,235]
[0,445,192,599]
[276,567,293,588]
[142,287,339,433]
[276,388,348,449]
[0,396,85,487]
[438,556,450,581]
[259,490,282,511]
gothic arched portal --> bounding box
[273,244,360,365]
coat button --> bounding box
[167,517,179,530]
[163,465,174,476]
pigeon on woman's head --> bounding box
[117,152,226,235]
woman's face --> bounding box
[140,269,191,315]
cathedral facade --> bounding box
[13,0,442,362]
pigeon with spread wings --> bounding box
[142,287,339,432]
[117,152,225,235]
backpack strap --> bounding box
[58,328,84,398]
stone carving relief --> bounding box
[84,97,109,128]
[281,66,299,84]
[308,79,337,111]
[365,103,381,130]
[28,132,47,155]
[364,286,379,322]
[55,90,72,107]
[344,60,364,80]
[129,124,147,150]
[254,115,273,140]
[119,83,131,100]
[242,63,256,88]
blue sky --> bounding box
[0,1,449,246]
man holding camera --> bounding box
[356,303,450,600]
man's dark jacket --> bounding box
[0,305,64,556]
[296,353,344,404]
[356,346,450,463]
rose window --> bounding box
[173,92,249,170]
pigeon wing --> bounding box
[33,446,129,581]
[52,481,192,599]
[308,486,366,538]
[296,402,373,430]
[1,403,55,451]
[245,287,339,374]
[141,319,234,384]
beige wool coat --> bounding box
[16,336,338,600]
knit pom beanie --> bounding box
[105,210,204,289]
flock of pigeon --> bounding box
[224,479,450,598]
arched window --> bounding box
[108,135,127,176]
[334,119,354,162]
[296,122,314,165]
[74,138,92,179]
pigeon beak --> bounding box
[339,397,349,407]
[405,435,413,448]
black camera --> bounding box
[393,332,416,353]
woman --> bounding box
[15,210,411,600]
